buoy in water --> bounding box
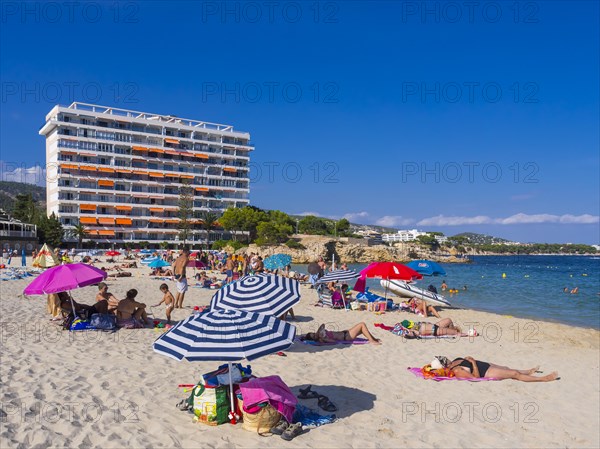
[502,273,507,278]
[524,275,529,278]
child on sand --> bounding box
[154,283,175,323]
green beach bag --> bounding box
[189,383,229,425]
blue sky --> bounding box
[1,1,598,244]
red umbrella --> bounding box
[354,262,422,294]
[106,251,121,257]
[359,262,422,281]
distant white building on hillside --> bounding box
[382,229,427,242]
[382,229,448,244]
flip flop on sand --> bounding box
[317,395,337,412]
[297,385,320,399]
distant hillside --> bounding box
[0,181,46,214]
[451,232,511,245]
[286,214,396,234]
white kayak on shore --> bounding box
[380,279,452,307]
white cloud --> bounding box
[417,215,493,226]
[375,216,415,227]
[342,211,370,222]
[0,162,47,187]
[296,211,322,217]
[417,213,599,226]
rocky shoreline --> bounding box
[235,235,469,264]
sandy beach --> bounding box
[1,262,599,448]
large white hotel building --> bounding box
[39,103,253,246]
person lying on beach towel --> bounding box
[399,318,463,338]
[432,356,559,382]
[401,297,441,318]
[300,322,381,345]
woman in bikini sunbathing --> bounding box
[302,322,381,345]
[438,356,559,382]
[402,318,463,338]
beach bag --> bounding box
[238,398,281,434]
[90,313,116,330]
[70,318,93,331]
[189,383,230,425]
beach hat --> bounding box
[431,356,450,369]
[430,358,443,370]
[401,320,414,329]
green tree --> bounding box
[219,206,268,241]
[12,193,38,223]
[68,222,87,248]
[255,221,293,246]
[298,215,329,235]
[200,211,219,243]
[177,180,194,245]
[336,218,350,235]
[43,213,64,247]
[159,241,170,250]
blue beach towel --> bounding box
[293,404,337,427]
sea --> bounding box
[291,255,600,330]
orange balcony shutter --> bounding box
[164,149,180,156]
[79,217,97,224]
[98,180,115,187]
[115,205,133,211]
[164,138,180,144]
[149,207,164,212]
[80,165,96,172]
[149,148,165,153]
[98,167,115,173]
[86,230,99,235]
[98,218,116,225]
[116,218,132,225]
[149,218,164,223]
[79,204,96,211]
[223,167,236,173]
[180,174,194,179]
[195,187,209,192]
[132,146,149,152]
[149,172,164,178]
[195,153,209,159]
[116,169,133,174]
[98,230,115,236]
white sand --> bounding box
[1,262,599,448]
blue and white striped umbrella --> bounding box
[210,273,300,317]
[153,309,296,362]
[263,253,292,270]
[315,269,360,285]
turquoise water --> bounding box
[292,256,600,329]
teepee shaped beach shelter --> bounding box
[33,243,60,268]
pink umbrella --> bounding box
[187,259,206,269]
[24,263,108,321]
[24,263,107,295]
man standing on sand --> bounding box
[173,247,190,308]
[225,254,235,284]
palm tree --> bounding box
[69,222,87,249]
[200,211,219,246]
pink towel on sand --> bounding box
[407,367,499,382]
[239,375,297,422]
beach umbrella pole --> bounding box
[227,362,238,423]
[68,292,78,321]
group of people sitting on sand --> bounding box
[46,281,182,328]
